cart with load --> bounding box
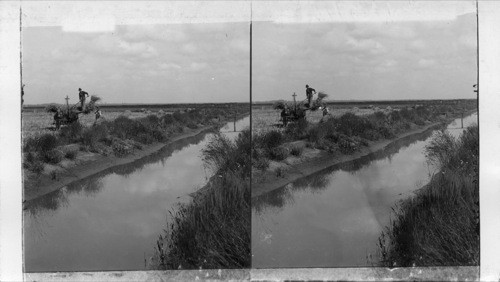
[274,91,328,127]
[46,95,101,129]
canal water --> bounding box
[24,116,249,272]
[251,113,478,268]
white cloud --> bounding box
[158,63,181,70]
[22,22,250,104]
[351,24,416,40]
[229,38,249,53]
[458,34,476,49]
[89,35,158,58]
[418,58,436,68]
[182,43,198,54]
[383,59,398,68]
[189,62,209,72]
[117,41,158,58]
[409,39,427,51]
[346,37,386,55]
[122,25,187,43]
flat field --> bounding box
[22,109,159,141]
[252,105,391,134]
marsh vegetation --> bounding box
[378,124,479,266]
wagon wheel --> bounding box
[295,107,307,120]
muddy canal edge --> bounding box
[251,111,477,198]
[24,114,249,202]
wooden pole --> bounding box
[234,111,236,132]
[292,92,297,111]
[65,95,70,114]
[462,112,464,128]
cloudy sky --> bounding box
[21,1,477,104]
[253,2,477,102]
[22,22,250,105]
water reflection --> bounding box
[253,124,443,214]
[24,117,249,272]
[252,113,477,268]
[24,131,210,219]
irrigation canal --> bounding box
[251,113,478,268]
[24,116,250,272]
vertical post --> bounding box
[292,92,297,111]
[65,95,70,114]
[462,112,464,128]
[234,111,236,132]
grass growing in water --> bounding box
[153,130,251,269]
[378,125,479,266]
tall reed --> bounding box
[153,130,251,269]
[379,125,479,266]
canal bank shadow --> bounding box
[252,123,445,214]
[24,129,215,217]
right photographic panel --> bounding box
[251,1,479,269]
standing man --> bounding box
[305,84,316,107]
[78,88,89,110]
[93,106,102,125]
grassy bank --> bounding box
[378,124,479,266]
[152,130,251,269]
[252,103,477,174]
[22,107,248,175]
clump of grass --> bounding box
[23,152,44,174]
[335,113,375,137]
[30,161,45,174]
[253,157,269,171]
[284,119,309,140]
[269,146,289,161]
[111,140,134,157]
[42,149,63,164]
[22,133,62,165]
[154,129,250,269]
[290,145,304,157]
[161,114,175,126]
[307,126,327,143]
[379,124,479,267]
[256,130,284,150]
[37,133,59,154]
[65,150,77,160]
[59,121,83,142]
[23,151,36,166]
[202,130,251,176]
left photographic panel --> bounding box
[22,1,251,273]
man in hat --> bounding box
[78,88,89,110]
[305,84,316,108]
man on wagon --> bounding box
[305,84,316,108]
[78,88,89,110]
